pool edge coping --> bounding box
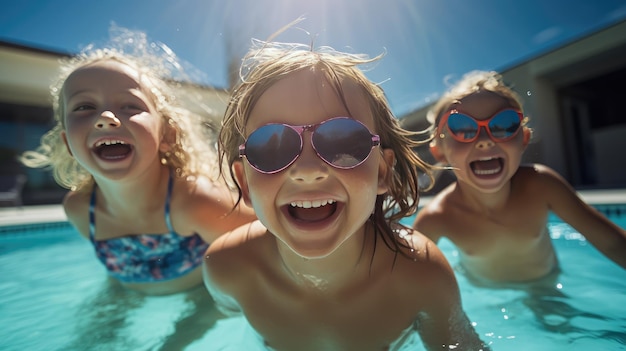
[1,188,625,228]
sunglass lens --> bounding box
[245,124,301,173]
[447,113,479,141]
[313,119,373,168]
[489,110,521,140]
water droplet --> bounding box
[526,90,532,96]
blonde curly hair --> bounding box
[21,29,219,191]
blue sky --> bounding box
[1,0,625,116]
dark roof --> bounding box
[0,38,72,58]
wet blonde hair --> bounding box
[21,29,219,190]
[219,40,435,252]
[427,70,525,132]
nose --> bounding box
[95,111,121,129]
[288,134,329,183]
[474,127,494,149]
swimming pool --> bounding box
[0,203,625,350]
[401,205,626,351]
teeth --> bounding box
[290,200,336,208]
[472,156,502,175]
[474,167,501,175]
[95,139,127,147]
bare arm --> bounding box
[408,239,490,350]
[177,176,257,243]
[413,203,446,244]
[202,254,243,317]
[203,221,266,316]
[62,189,91,240]
[537,165,626,269]
[419,303,491,351]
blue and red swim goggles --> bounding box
[437,108,524,143]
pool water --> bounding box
[0,208,625,351]
[432,221,626,350]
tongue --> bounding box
[471,158,501,173]
[290,205,334,222]
[98,144,131,159]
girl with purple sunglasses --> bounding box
[204,37,490,350]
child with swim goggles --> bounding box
[21,28,257,296]
[204,39,491,350]
[413,70,626,285]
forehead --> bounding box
[247,67,375,131]
[63,60,144,95]
[449,91,513,118]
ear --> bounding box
[232,161,253,207]
[523,127,531,146]
[429,140,444,163]
[60,131,73,156]
[159,123,176,153]
[377,148,395,195]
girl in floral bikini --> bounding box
[21,28,256,295]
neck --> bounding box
[276,223,371,293]
[93,165,171,215]
[456,180,512,212]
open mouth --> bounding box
[470,157,503,176]
[93,139,133,161]
[287,200,337,222]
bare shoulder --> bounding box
[203,220,268,295]
[516,163,576,196]
[205,221,268,274]
[413,184,456,241]
[391,227,461,313]
[207,220,268,254]
[174,174,235,205]
[62,188,91,238]
[396,227,455,279]
[517,163,569,185]
[203,220,267,313]
[171,175,257,241]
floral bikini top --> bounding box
[89,174,209,283]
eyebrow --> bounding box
[65,87,147,101]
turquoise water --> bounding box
[0,207,625,351]
[414,217,626,350]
